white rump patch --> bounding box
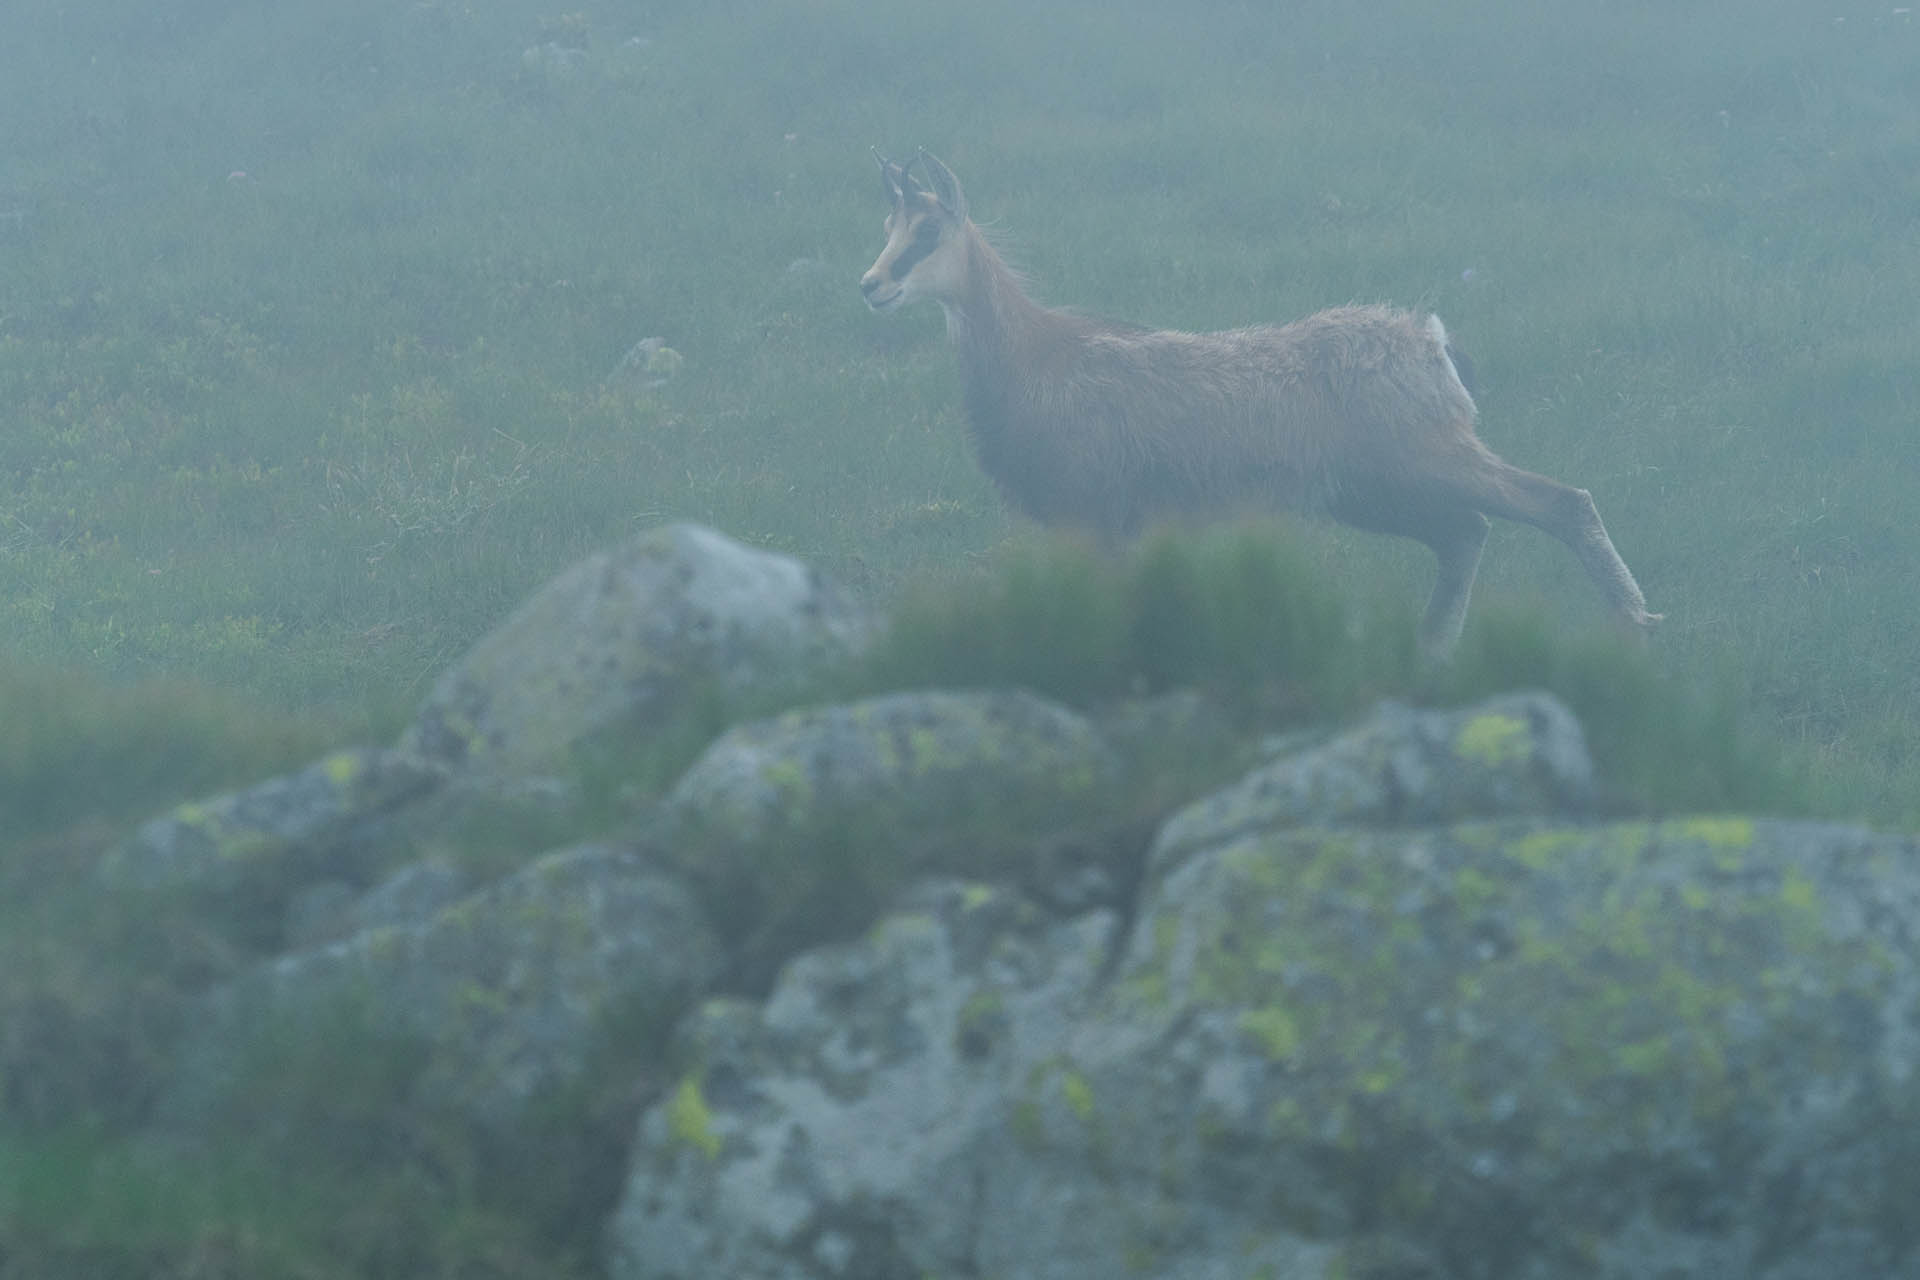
[1428,313,1473,404]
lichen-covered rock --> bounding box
[659,689,1124,970]
[102,748,446,893]
[98,748,448,946]
[1106,815,1920,1277]
[162,843,724,1139]
[401,523,874,774]
[285,857,473,950]
[607,880,1126,1280]
[1149,692,1594,877]
[610,816,1920,1280]
[665,688,1119,848]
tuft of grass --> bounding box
[866,522,1417,723]
[0,978,674,1280]
[0,1124,601,1280]
[867,523,1804,820]
[865,534,1129,706]
[1435,605,1811,819]
[0,658,363,843]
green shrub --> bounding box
[867,522,1416,722]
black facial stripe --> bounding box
[888,220,943,279]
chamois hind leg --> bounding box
[1446,451,1660,631]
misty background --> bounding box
[5,0,1917,818]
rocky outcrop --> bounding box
[1149,691,1596,876]
[401,523,875,774]
[96,523,876,953]
[607,880,1122,1280]
[608,808,1920,1280]
[75,523,1920,1279]
[661,688,1125,974]
[98,747,450,950]
[101,747,446,896]
[163,843,723,1140]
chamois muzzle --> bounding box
[859,269,902,311]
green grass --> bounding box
[863,522,1804,820]
[867,523,1413,718]
[0,1125,602,1280]
[0,658,353,842]
[4,0,1917,824]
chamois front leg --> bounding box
[1329,486,1489,661]
[1417,508,1492,661]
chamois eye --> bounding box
[888,218,945,277]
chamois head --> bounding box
[860,150,970,312]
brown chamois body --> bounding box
[861,151,1659,658]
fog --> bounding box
[2,1,1919,1273]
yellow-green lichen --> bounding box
[1060,1068,1096,1124]
[213,826,277,863]
[454,981,509,1018]
[871,911,941,947]
[906,726,944,771]
[759,758,812,810]
[170,799,213,828]
[1779,866,1818,913]
[1453,713,1529,768]
[1507,828,1582,870]
[643,343,684,378]
[960,884,998,911]
[1451,865,1504,909]
[666,1074,723,1161]
[432,703,485,760]
[1238,1005,1302,1060]
[958,989,1005,1024]
[1357,1066,1400,1094]
[1174,819,1895,1170]
[1678,816,1755,851]
[322,750,364,789]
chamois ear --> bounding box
[917,151,968,222]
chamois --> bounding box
[860,151,1659,658]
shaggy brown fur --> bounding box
[861,151,1659,657]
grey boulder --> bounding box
[659,688,1124,972]
[402,523,874,774]
[162,842,724,1140]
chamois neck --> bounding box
[939,227,1057,466]
[940,226,1049,353]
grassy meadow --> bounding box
[3,1,1919,1271]
[3,0,1918,822]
